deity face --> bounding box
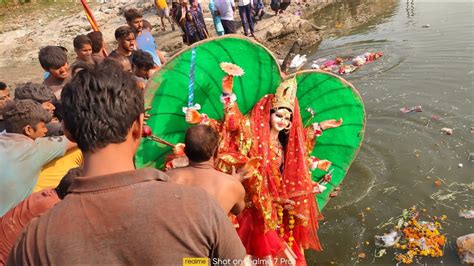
[270,108,292,132]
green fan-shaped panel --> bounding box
[135,36,365,211]
[293,71,365,209]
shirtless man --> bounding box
[167,124,245,215]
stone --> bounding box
[457,233,474,264]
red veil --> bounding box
[237,94,322,263]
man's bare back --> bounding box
[167,164,245,215]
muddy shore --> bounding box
[0,0,393,85]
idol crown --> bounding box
[272,77,297,112]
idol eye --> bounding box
[276,114,283,118]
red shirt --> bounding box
[0,189,59,265]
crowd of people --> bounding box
[0,1,311,265]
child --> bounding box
[39,46,70,100]
[87,31,106,64]
[72,34,94,67]
[132,49,160,81]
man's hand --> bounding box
[320,118,343,130]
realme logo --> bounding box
[183,257,209,266]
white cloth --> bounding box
[215,0,235,21]
[238,0,250,6]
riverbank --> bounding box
[0,0,393,84]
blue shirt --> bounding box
[136,30,162,66]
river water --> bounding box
[304,0,473,264]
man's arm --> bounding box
[230,181,245,216]
[209,198,246,264]
[36,136,72,165]
[156,50,167,65]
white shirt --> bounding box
[238,0,250,6]
[215,0,235,21]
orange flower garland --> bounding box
[393,207,446,264]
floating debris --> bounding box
[440,127,453,135]
[400,106,422,113]
[375,231,401,247]
[469,152,474,162]
[458,163,463,168]
[422,24,431,28]
[375,206,446,264]
[458,210,474,219]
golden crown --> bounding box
[272,77,297,112]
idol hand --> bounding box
[317,159,332,171]
[222,74,234,94]
[320,118,343,130]
[185,108,202,124]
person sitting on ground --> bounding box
[108,26,136,63]
[155,0,176,31]
[72,34,95,67]
[87,31,107,65]
[0,82,12,132]
[39,46,70,100]
[14,82,62,136]
[0,167,81,265]
[167,124,245,216]
[0,100,76,216]
[124,8,167,66]
[7,62,246,265]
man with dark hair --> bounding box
[0,100,76,216]
[72,34,94,67]
[105,53,132,73]
[109,26,136,61]
[14,82,56,118]
[39,46,71,99]
[14,82,63,136]
[87,31,106,64]
[124,8,166,67]
[0,167,81,264]
[132,49,159,80]
[0,82,12,132]
[7,64,246,265]
[167,124,246,216]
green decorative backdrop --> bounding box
[136,35,365,210]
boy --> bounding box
[72,34,94,67]
[108,26,136,62]
[87,31,106,64]
[14,82,62,136]
[132,49,160,80]
[0,100,76,216]
[39,46,71,100]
